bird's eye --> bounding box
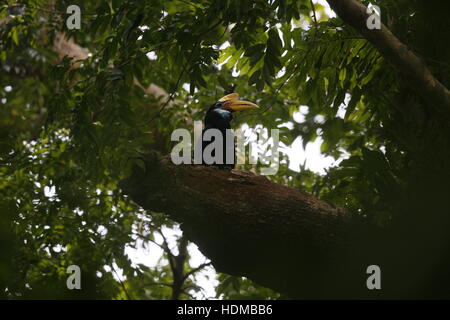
[216,102,223,108]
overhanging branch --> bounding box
[326,0,450,109]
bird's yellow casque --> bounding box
[218,93,259,112]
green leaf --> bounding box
[339,68,347,82]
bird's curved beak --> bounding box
[218,93,259,112]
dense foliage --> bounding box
[1,0,449,299]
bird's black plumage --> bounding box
[199,93,259,170]
[201,102,235,169]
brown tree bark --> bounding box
[120,153,390,298]
[120,152,450,299]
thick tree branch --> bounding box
[120,153,388,298]
[326,0,450,109]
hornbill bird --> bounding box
[200,93,259,169]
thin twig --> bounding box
[181,289,197,300]
[181,262,212,283]
[145,55,191,124]
[143,282,173,288]
[111,262,133,300]
[309,0,319,31]
[143,236,166,251]
[157,228,176,272]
